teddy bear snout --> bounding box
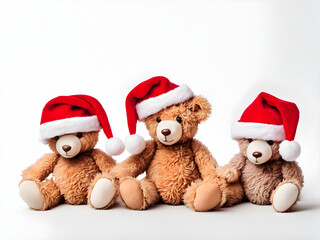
[56,134,82,158]
[62,145,72,152]
[246,140,272,165]
[156,120,183,145]
[161,129,171,136]
[252,151,262,158]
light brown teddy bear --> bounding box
[91,76,242,211]
[19,95,125,210]
[221,92,304,212]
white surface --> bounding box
[0,0,319,239]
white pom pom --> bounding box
[105,137,125,156]
[125,134,146,155]
[279,140,301,161]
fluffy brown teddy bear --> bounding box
[221,92,304,212]
[91,76,243,211]
[19,95,125,210]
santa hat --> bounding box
[124,76,194,154]
[39,94,124,156]
[231,92,301,161]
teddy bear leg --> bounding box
[184,180,222,212]
[119,177,159,210]
[222,182,244,207]
[88,173,118,209]
[19,178,62,210]
[271,180,301,213]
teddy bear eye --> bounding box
[77,133,83,138]
[176,117,182,123]
[267,140,273,145]
[54,136,60,141]
[156,117,161,123]
[248,139,253,143]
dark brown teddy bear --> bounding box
[19,95,124,210]
[93,76,242,211]
[220,92,303,212]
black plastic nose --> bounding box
[62,145,71,152]
[161,129,171,136]
[252,152,262,158]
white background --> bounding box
[0,0,319,239]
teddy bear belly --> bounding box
[241,163,283,205]
[53,156,100,205]
[147,155,200,205]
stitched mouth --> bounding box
[160,136,174,143]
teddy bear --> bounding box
[219,92,304,212]
[19,94,125,210]
[90,76,243,211]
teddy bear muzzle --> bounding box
[156,120,182,145]
[246,140,272,165]
[56,134,82,158]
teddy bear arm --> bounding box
[109,140,157,179]
[21,153,59,181]
[191,139,218,180]
[215,154,244,183]
[281,161,304,187]
[229,153,246,172]
[91,148,116,173]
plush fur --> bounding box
[219,138,303,212]
[108,96,243,211]
[20,131,117,210]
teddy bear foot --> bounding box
[193,183,222,212]
[272,183,299,212]
[90,178,116,209]
[19,180,44,210]
[120,178,143,210]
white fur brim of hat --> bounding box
[231,122,286,141]
[136,84,194,120]
[231,122,300,161]
[39,115,101,143]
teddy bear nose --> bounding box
[62,145,72,152]
[161,129,171,136]
[252,151,262,158]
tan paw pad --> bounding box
[120,179,143,210]
[194,183,221,212]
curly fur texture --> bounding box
[220,138,304,211]
[20,131,116,210]
[111,96,242,211]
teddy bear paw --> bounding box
[19,180,44,210]
[90,178,116,209]
[272,183,299,212]
[193,183,221,212]
[120,179,143,210]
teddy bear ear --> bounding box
[189,96,212,123]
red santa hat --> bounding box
[39,94,124,156]
[125,76,194,154]
[231,92,301,161]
